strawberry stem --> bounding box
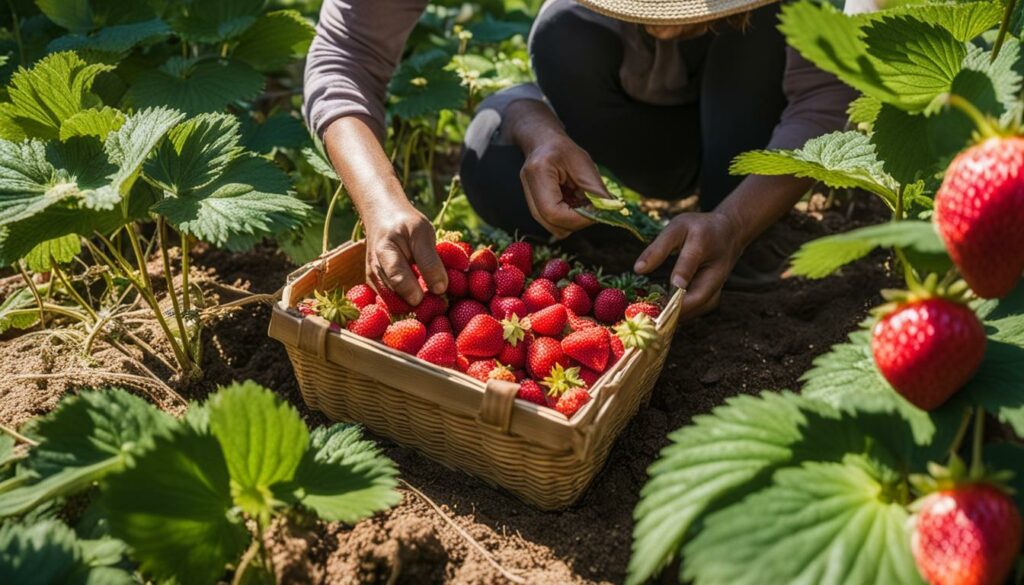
[970,408,986,479]
[893,248,923,293]
[947,407,973,460]
[945,93,1000,139]
[993,0,1018,62]
[432,176,461,228]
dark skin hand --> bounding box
[503,100,812,320]
[323,115,446,306]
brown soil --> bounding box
[0,195,895,584]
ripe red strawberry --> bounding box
[346,304,390,340]
[449,299,487,332]
[426,315,452,337]
[566,308,598,332]
[609,334,625,364]
[374,283,412,315]
[456,314,504,357]
[513,369,528,381]
[382,318,426,354]
[560,282,592,316]
[436,240,470,272]
[593,288,627,323]
[935,137,1024,299]
[540,258,571,282]
[871,298,986,410]
[562,327,610,373]
[494,264,525,297]
[346,284,376,309]
[446,268,468,298]
[466,359,497,382]
[456,241,472,255]
[468,247,498,272]
[625,301,661,320]
[498,340,528,369]
[522,278,559,312]
[490,296,528,319]
[578,366,601,388]
[527,336,567,379]
[574,271,603,298]
[499,241,533,275]
[412,293,448,323]
[912,483,1022,585]
[416,332,457,368]
[516,379,547,406]
[456,354,470,372]
[468,269,496,303]
[555,387,591,418]
[528,304,568,337]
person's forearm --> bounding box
[715,175,814,249]
[322,114,415,219]
[504,99,566,153]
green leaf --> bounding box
[301,145,338,181]
[0,389,174,518]
[984,443,1024,507]
[167,0,266,43]
[3,52,114,140]
[103,106,186,202]
[104,425,250,584]
[59,107,125,142]
[36,0,93,33]
[864,0,1002,43]
[124,57,264,116]
[468,15,531,43]
[388,49,467,119]
[48,18,172,57]
[684,458,924,585]
[24,234,81,271]
[145,112,242,195]
[232,10,313,72]
[870,104,963,184]
[0,286,39,334]
[240,111,309,154]
[0,520,134,585]
[789,221,946,279]
[207,381,308,517]
[958,40,1023,125]
[862,16,965,111]
[848,94,881,126]
[152,153,309,250]
[779,1,897,104]
[627,392,873,585]
[284,424,399,523]
[731,131,899,205]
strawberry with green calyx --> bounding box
[934,95,1024,299]
[456,314,505,358]
[870,276,985,411]
[555,387,592,418]
[488,362,516,383]
[516,379,547,406]
[614,313,657,350]
[541,363,586,398]
[909,410,1022,585]
[313,289,361,326]
[501,313,529,346]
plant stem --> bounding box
[322,183,345,255]
[17,261,46,329]
[945,94,999,139]
[0,422,37,447]
[893,248,921,291]
[180,233,191,315]
[4,305,89,323]
[432,176,461,228]
[401,126,422,187]
[157,218,192,361]
[993,0,1019,61]
[5,0,24,66]
[50,258,98,322]
[894,185,905,221]
[970,407,986,478]
[947,407,973,459]
[425,115,441,206]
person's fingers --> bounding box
[521,162,591,236]
[669,229,709,290]
[566,152,610,199]
[376,241,424,305]
[410,222,447,295]
[521,166,571,239]
[635,221,687,275]
[678,262,729,320]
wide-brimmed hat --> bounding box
[575,0,778,25]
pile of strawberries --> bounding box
[298,235,663,418]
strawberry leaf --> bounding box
[48,18,172,57]
[124,57,264,116]
[684,458,925,585]
[388,49,467,120]
[984,443,1024,509]
[0,520,133,585]
[962,282,1024,437]
[145,112,242,195]
[0,389,174,518]
[104,424,250,584]
[788,220,946,279]
[23,234,80,271]
[58,107,125,142]
[240,111,310,154]
[278,424,400,523]
[232,10,314,72]
[858,0,1002,42]
[166,0,265,43]
[0,286,41,334]
[207,381,309,518]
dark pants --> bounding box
[460,3,788,237]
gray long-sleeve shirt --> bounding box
[303,0,862,150]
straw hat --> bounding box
[574,0,778,25]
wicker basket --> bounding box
[268,240,683,510]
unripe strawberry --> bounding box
[935,137,1024,299]
[913,483,1022,585]
[871,298,986,410]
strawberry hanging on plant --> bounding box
[935,95,1024,299]
[870,275,986,411]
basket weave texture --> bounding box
[268,241,683,510]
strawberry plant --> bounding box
[0,381,399,583]
[627,1,1024,584]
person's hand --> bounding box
[362,200,447,306]
[520,134,607,238]
[633,211,745,319]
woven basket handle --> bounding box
[477,379,520,433]
[282,240,366,308]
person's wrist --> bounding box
[506,99,566,154]
[711,208,749,258]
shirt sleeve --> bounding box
[765,48,858,150]
[302,0,428,140]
